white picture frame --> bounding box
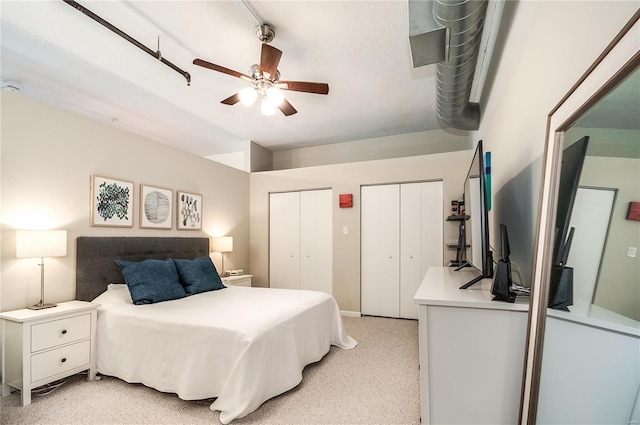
[177,191,202,230]
[90,175,134,228]
[140,184,173,229]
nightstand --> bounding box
[0,300,99,406]
[222,275,252,287]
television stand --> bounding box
[459,274,484,289]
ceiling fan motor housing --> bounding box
[249,64,280,82]
[256,24,275,43]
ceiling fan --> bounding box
[193,24,329,117]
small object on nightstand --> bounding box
[0,300,99,406]
[221,275,252,287]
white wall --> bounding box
[0,91,250,311]
[250,149,473,313]
[272,129,471,170]
[473,0,639,286]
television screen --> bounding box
[553,136,589,265]
[459,140,492,289]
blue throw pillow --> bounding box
[173,256,226,295]
[114,258,186,305]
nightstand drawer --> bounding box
[31,339,91,383]
[31,313,91,352]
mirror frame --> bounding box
[519,10,640,425]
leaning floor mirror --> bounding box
[521,10,640,425]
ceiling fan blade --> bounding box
[260,44,282,79]
[221,93,241,105]
[279,81,329,95]
[193,58,252,81]
[278,98,297,116]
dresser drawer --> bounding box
[31,313,91,352]
[31,339,91,383]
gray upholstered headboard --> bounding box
[76,237,210,302]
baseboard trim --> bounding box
[340,310,362,317]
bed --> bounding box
[76,237,357,424]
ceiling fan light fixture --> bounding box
[239,86,258,106]
[266,87,285,106]
[261,98,277,116]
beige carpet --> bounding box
[1,316,420,425]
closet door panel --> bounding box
[400,183,423,319]
[300,189,333,294]
[269,192,301,289]
[400,181,444,319]
[361,184,400,317]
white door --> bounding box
[361,184,400,317]
[400,181,444,319]
[565,187,615,304]
[269,192,301,289]
[400,183,423,319]
[300,189,333,294]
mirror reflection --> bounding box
[535,64,640,425]
[560,67,640,324]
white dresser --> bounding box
[413,267,529,424]
[222,275,252,287]
[1,300,99,406]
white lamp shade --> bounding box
[16,230,67,258]
[211,236,233,253]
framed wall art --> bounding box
[177,191,202,230]
[90,175,134,227]
[140,184,173,229]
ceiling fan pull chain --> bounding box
[156,36,162,61]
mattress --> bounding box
[93,284,357,423]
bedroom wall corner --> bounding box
[0,92,250,312]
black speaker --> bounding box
[491,223,516,303]
[549,265,573,311]
[491,260,516,302]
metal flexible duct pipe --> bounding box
[433,0,487,130]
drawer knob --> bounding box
[61,329,67,335]
[61,358,67,363]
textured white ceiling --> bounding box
[0,0,442,157]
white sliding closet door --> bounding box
[300,189,333,293]
[361,184,400,317]
[400,181,444,319]
[362,181,443,319]
[269,192,301,290]
[269,189,333,294]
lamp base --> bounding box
[28,302,57,310]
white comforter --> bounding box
[93,284,357,424]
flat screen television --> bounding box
[553,136,589,266]
[459,140,493,289]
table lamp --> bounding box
[16,230,67,310]
[211,236,233,276]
